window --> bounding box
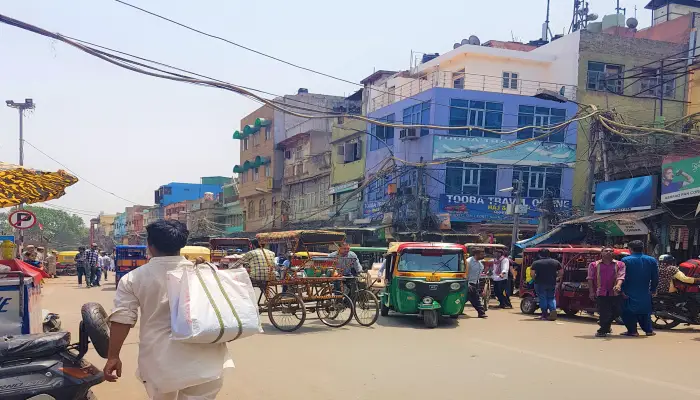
[517,105,567,142]
[587,62,623,93]
[253,167,259,181]
[252,133,259,146]
[367,175,392,202]
[453,69,465,89]
[240,171,247,183]
[338,140,362,163]
[243,137,249,151]
[513,166,562,198]
[264,127,271,141]
[445,162,497,195]
[284,150,292,159]
[502,72,519,89]
[265,165,271,178]
[370,114,395,151]
[402,102,431,137]
[295,146,303,161]
[388,86,396,103]
[248,200,255,219]
[449,99,503,138]
[258,199,266,218]
[640,68,675,98]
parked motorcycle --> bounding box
[652,294,700,329]
[0,302,110,400]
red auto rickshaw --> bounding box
[518,245,630,315]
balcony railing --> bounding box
[369,71,577,113]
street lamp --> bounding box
[6,99,35,167]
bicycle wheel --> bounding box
[268,292,306,332]
[482,279,491,311]
[353,290,379,327]
[317,291,354,328]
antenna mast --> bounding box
[570,0,590,33]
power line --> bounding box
[22,139,139,205]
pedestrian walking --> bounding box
[75,246,88,287]
[104,220,232,399]
[530,248,562,321]
[620,240,659,337]
[99,252,112,281]
[466,248,487,318]
[85,243,100,287]
[46,250,57,278]
[587,247,626,337]
[492,249,512,309]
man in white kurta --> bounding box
[104,220,233,400]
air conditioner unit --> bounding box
[399,128,418,140]
[400,187,413,195]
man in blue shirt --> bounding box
[620,240,659,337]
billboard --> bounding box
[661,155,700,203]
[438,194,572,224]
[594,176,656,214]
[432,135,576,167]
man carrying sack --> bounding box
[105,220,234,399]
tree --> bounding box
[0,206,89,250]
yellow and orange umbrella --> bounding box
[0,163,78,208]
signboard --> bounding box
[0,288,21,335]
[594,220,649,236]
[439,194,572,224]
[594,176,656,213]
[363,200,384,221]
[661,155,700,203]
[8,210,37,230]
[432,135,576,167]
[329,181,359,195]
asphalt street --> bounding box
[43,275,700,400]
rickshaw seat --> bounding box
[0,331,71,360]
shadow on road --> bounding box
[260,320,350,335]
[375,314,459,329]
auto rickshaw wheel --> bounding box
[520,296,538,314]
[268,292,306,332]
[423,310,439,328]
[564,308,579,316]
[380,296,390,317]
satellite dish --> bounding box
[453,42,461,49]
[587,13,599,21]
[460,38,469,45]
[626,17,639,29]
[468,35,481,45]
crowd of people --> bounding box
[21,245,58,277]
[75,244,114,287]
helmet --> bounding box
[659,254,676,265]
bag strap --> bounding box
[192,263,226,343]
[203,263,243,342]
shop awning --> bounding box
[255,118,271,127]
[233,165,244,173]
[232,123,263,140]
[561,208,666,225]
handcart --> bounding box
[253,230,364,332]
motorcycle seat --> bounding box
[0,331,71,360]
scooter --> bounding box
[0,302,110,400]
[652,293,700,329]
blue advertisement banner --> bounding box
[432,135,576,167]
[594,176,656,214]
[363,200,384,221]
[439,194,572,224]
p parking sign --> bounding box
[8,210,37,230]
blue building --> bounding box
[155,181,227,207]
[363,85,577,236]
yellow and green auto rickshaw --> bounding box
[379,242,468,328]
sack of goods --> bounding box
[167,262,262,343]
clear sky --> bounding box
[0,0,654,222]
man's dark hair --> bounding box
[250,238,260,249]
[78,246,86,251]
[146,220,189,255]
[628,240,644,253]
[469,247,484,255]
[538,248,551,258]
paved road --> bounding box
[44,275,700,400]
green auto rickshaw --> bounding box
[379,242,468,328]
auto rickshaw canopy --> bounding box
[256,230,346,245]
[180,245,211,262]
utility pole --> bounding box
[6,99,35,256]
[416,158,424,240]
[510,171,523,255]
[659,59,665,117]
